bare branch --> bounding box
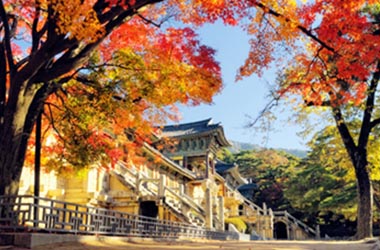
[44,102,66,143]
[246,89,281,128]
[370,118,380,130]
[0,1,15,73]
[137,13,174,28]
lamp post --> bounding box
[34,111,41,226]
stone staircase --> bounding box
[112,161,206,227]
[273,210,319,238]
[233,185,318,239]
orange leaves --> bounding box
[52,0,104,43]
[236,0,380,107]
[36,11,222,170]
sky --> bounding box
[174,22,311,150]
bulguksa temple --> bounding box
[16,118,318,240]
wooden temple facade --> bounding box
[17,118,318,240]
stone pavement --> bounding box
[26,238,380,250]
[1,233,379,250]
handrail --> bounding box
[114,162,156,196]
[164,187,205,216]
[0,195,238,240]
[273,210,316,236]
[114,161,205,225]
[226,183,266,215]
[243,197,266,215]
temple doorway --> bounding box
[139,201,158,218]
[274,221,288,239]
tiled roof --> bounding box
[238,183,258,191]
[215,161,236,174]
[160,118,220,137]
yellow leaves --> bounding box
[51,0,104,43]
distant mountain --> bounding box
[275,148,308,158]
[228,140,261,153]
[228,140,307,158]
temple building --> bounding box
[17,118,318,240]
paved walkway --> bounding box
[27,238,379,250]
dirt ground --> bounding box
[24,238,379,250]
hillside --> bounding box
[228,140,307,158]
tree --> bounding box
[0,0,232,198]
[227,149,298,211]
[285,126,358,223]
[286,123,380,236]
[231,1,380,239]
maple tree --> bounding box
[231,0,380,239]
[0,0,228,200]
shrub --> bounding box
[225,217,247,233]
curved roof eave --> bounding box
[160,120,231,148]
[229,166,248,185]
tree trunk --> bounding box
[333,106,374,239]
[0,130,27,196]
[0,85,44,197]
[354,150,373,239]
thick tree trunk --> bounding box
[0,85,44,197]
[354,151,373,239]
[333,106,374,239]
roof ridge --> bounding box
[162,118,213,129]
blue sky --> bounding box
[175,22,309,150]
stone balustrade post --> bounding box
[136,172,141,194]
[159,174,166,197]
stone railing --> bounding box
[0,195,237,240]
[113,161,206,226]
[273,210,319,238]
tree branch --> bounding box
[0,1,15,74]
[44,102,66,144]
[35,0,164,84]
[370,118,380,130]
[137,13,174,28]
[0,44,6,123]
[252,0,336,53]
[332,106,357,163]
[31,0,42,53]
[358,61,380,148]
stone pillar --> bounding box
[158,174,166,197]
[205,187,213,229]
[135,172,141,194]
[101,171,110,193]
[158,205,165,220]
[263,202,267,214]
[268,208,274,239]
[179,183,184,196]
[205,151,210,179]
[316,225,321,239]
[218,196,225,231]
[183,156,188,169]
